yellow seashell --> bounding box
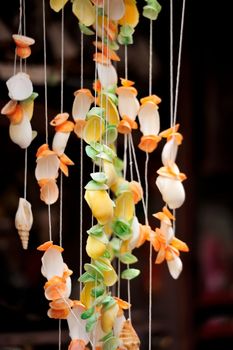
[83,116,105,144]
[101,302,119,333]
[118,0,139,28]
[98,94,119,126]
[84,190,114,225]
[103,161,118,188]
[100,258,118,286]
[86,235,106,259]
[114,192,135,221]
[80,282,95,309]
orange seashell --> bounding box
[93,52,110,65]
[12,34,35,48]
[92,80,101,93]
[120,78,135,87]
[55,120,74,133]
[117,119,131,134]
[60,153,74,166]
[36,144,56,158]
[74,119,86,139]
[159,124,180,138]
[136,224,151,248]
[93,41,120,61]
[116,85,138,96]
[114,296,131,310]
[167,131,183,145]
[119,319,140,350]
[1,100,23,124]
[48,307,70,319]
[37,241,53,251]
[138,135,161,153]
[16,46,31,59]
[68,339,87,350]
[140,94,161,106]
[129,181,143,204]
[1,100,17,115]
[50,112,69,126]
[49,298,73,310]
[44,279,67,300]
[72,300,86,309]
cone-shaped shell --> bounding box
[41,246,64,280]
[72,0,95,26]
[67,304,89,343]
[6,73,33,101]
[161,138,178,166]
[117,89,139,121]
[9,114,33,148]
[118,0,139,28]
[72,89,94,122]
[52,131,71,156]
[83,116,105,144]
[86,235,106,259]
[167,255,183,279]
[114,192,134,221]
[35,153,60,180]
[97,62,118,89]
[15,198,33,249]
[104,0,125,20]
[84,190,114,224]
[40,179,59,205]
[50,0,69,12]
[156,176,185,209]
[138,101,160,136]
[119,319,140,349]
[101,302,119,333]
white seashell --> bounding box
[9,114,33,148]
[167,255,183,279]
[105,0,125,20]
[156,176,185,209]
[160,221,174,243]
[52,131,70,156]
[161,138,178,166]
[41,246,64,280]
[138,102,160,136]
[15,198,33,249]
[128,216,140,251]
[97,62,118,89]
[113,314,126,337]
[65,276,72,298]
[6,72,33,101]
[67,305,89,344]
[72,91,93,121]
[35,154,60,181]
[40,179,59,205]
[118,91,140,121]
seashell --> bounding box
[101,302,119,333]
[116,89,140,122]
[50,0,69,12]
[35,153,60,180]
[47,307,70,319]
[72,0,95,27]
[86,235,106,260]
[84,189,114,225]
[12,34,35,47]
[44,278,67,300]
[40,179,59,205]
[128,216,140,251]
[68,339,87,350]
[52,131,71,156]
[118,0,139,28]
[119,319,140,350]
[104,0,125,20]
[161,138,178,166]
[67,304,89,344]
[6,72,33,101]
[156,176,185,209]
[72,89,94,122]
[15,198,33,249]
[97,62,118,89]
[9,114,33,148]
[114,191,134,221]
[167,255,183,279]
[41,246,64,279]
[138,101,160,136]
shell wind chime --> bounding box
[1,0,189,349]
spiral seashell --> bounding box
[119,319,140,350]
[15,198,33,249]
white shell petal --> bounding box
[40,179,59,205]
[138,102,160,136]
[52,131,70,156]
[9,114,33,148]
[97,62,118,89]
[67,305,89,343]
[167,255,183,279]
[64,276,72,298]
[15,198,33,249]
[6,72,33,101]
[105,0,125,20]
[128,216,140,250]
[35,154,60,180]
[118,92,139,121]
[41,246,64,280]
[156,176,185,209]
[72,92,93,121]
[161,138,178,166]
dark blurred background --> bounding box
[0,1,233,350]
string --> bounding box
[170,0,174,127]
[94,5,98,107]
[173,0,186,127]
[59,173,63,247]
[124,45,128,80]
[147,18,153,350]
[23,149,28,199]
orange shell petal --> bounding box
[138,135,161,153]
[60,153,74,166]
[93,52,110,65]
[55,120,74,132]
[12,34,35,47]
[117,119,131,134]
[159,124,180,138]
[116,85,138,96]
[122,115,138,129]
[49,298,73,310]
[136,224,151,248]
[72,300,86,309]
[36,144,56,158]
[48,307,70,319]
[120,78,135,87]
[114,296,131,310]
[44,280,67,300]
[155,248,166,264]
[1,100,17,115]
[167,132,183,145]
[73,88,94,100]
[140,94,161,106]
[68,339,86,350]
[50,112,69,126]
[171,237,189,252]
[93,41,120,61]
[74,119,87,139]
[37,241,53,251]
